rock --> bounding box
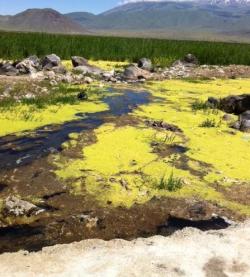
[42,54,61,69]
[0,63,19,76]
[51,65,67,74]
[222,114,234,122]
[146,120,183,133]
[220,94,250,115]
[84,76,93,84]
[77,91,88,100]
[102,70,115,81]
[4,196,44,217]
[207,97,220,108]
[138,58,152,71]
[44,70,56,80]
[73,65,102,76]
[71,56,88,67]
[183,53,199,65]
[50,80,58,86]
[239,111,250,132]
[123,65,151,80]
[16,55,40,74]
[61,73,73,84]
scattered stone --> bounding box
[77,91,88,100]
[120,179,129,190]
[123,64,151,80]
[138,58,152,71]
[4,196,44,217]
[84,76,93,84]
[146,120,182,133]
[50,80,58,86]
[16,55,40,74]
[71,56,88,67]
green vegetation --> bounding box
[1,31,250,66]
[199,118,218,128]
[157,172,183,192]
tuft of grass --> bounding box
[191,100,212,111]
[157,172,183,192]
[199,118,217,128]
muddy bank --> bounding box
[0,220,249,277]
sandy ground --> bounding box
[0,221,249,277]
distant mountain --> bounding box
[200,0,250,6]
[66,1,250,40]
[0,9,88,34]
[0,2,250,41]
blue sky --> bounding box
[0,0,123,15]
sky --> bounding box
[0,0,123,15]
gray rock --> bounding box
[4,196,44,217]
[84,76,93,84]
[16,55,40,74]
[42,54,61,69]
[138,58,152,71]
[222,114,234,122]
[207,97,220,108]
[73,65,102,76]
[71,56,88,67]
[51,65,67,74]
[183,53,199,65]
[0,63,19,76]
[123,65,151,80]
[239,111,250,132]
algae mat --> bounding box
[55,79,250,214]
[0,79,250,252]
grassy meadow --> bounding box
[0,31,250,66]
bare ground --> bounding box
[0,220,249,277]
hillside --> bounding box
[66,1,250,40]
[0,9,88,34]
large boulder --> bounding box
[123,64,151,80]
[71,56,88,67]
[220,94,250,115]
[16,55,41,74]
[73,64,103,76]
[0,63,19,76]
[4,196,44,217]
[138,58,152,71]
[42,54,61,69]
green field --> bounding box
[0,31,250,66]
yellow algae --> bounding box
[54,79,250,213]
[0,101,108,136]
[134,79,250,181]
[62,60,129,72]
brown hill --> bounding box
[0,9,88,34]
